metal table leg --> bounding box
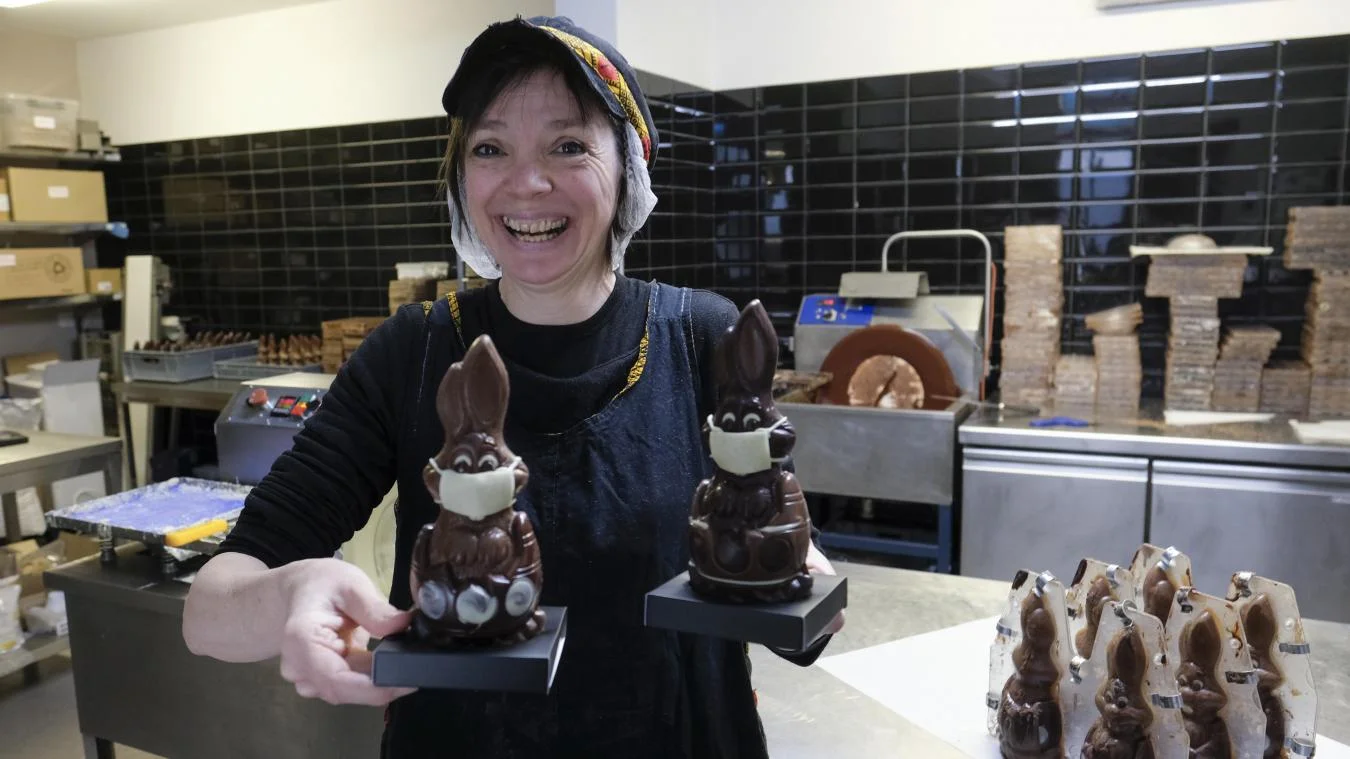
[120,400,137,489]
[1,490,19,544]
[83,734,115,759]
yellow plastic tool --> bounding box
[163,519,229,548]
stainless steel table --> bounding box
[111,379,242,487]
[0,430,123,543]
[958,403,1350,622]
[43,555,1350,758]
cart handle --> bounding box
[878,229,995,393]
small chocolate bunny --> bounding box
[997,589,1064,759]
[1175,610,1233,759]
[1241,595,1286,759]
[688,300,813,603]
[410,335,545,646]
[1082,624,1157,759]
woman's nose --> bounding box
[505,159,552,197]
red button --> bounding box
[247,388,269,407]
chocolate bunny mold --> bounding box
[1227,574,1319,759]
[995,570,1073,759]
[1066,602,1189,759]
[1129,545,1193,627]
[1164,589,1266,759]
[1068,559,1137,660]
[688,299,813,604]
[988,570,1034,736]
[410,335,545,646]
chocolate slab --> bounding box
[371,606,567,693]
[644,572,846,651]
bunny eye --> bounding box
[720,412,736,427]
[453,453,473,470]
[477,453,500,471]
[1115,697,1129,710]
[742,412,762,428]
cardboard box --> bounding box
[0,93,79,151]
[5,167,109,223]
[2,533,99,598]
[0,176,9,221]
[0,247,86,300]
[85,267,122,295]
[322,316,385,339]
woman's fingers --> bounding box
[338,581,415,639]
[282,612,414,706]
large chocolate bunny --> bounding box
[688,300,813,603]
[1176,610,1233,759]
[1082,625,1157,759]
[410,335,545,646]
[997,589,1064,759]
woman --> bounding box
[182,15,839,758]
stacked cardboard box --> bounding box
[435,275,490,300]
[1212,326,1281,412]
[1284,207,1350,417]
[1259,361,1312,415]
[1052,354,1097,409]
[1144,253,1249,299]
[1000,225,1063,406]
[1165,296,1222,410]
[1086,304,1143,414]
[388,278,437,315]
[321,316,386,373]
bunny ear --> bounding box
[435,362,469,442]
[731,300,778,393]
[461,335,510,435]
[1110,625,1147,685]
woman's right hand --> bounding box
[183,552,416,707]
[277,558,417,706]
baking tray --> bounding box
[45,477,250,547]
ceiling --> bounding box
[0,0,335,40]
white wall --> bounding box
[0,27,79,100]
[76,0,551,146]
[708,0,1350,91]
[616,0,715,90]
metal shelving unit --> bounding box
[0,293,121,319]
[0,147,121,166]
[0,221,129,238]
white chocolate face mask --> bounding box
[427,456,521,521]
[706,415,788,476]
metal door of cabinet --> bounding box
[1149,460,1350,624]
[960,447,1149,583]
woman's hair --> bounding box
[439,41,625,215]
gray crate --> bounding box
[212,357,321,380]
[122,341,257,383]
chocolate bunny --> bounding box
[997,590,1064,759]
[1082,624,1157,759]
[1241,595,1285,759]
[1176,610,1233,759]
[688,300,813,603]
[410,335,545,646]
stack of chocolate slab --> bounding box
[1000,225,1064,406]
[1212,326,1281,412]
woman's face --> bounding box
[463,68,622,287]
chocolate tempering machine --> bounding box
[779,230,994,573]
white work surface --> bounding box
[818,614,1350,759]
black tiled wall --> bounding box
[109,35,1350,397]
[697,35,1350,395]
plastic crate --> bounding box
[121,341,257,383]
[212,357,322,380]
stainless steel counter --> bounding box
[0,430,122,542]
[43,553,1350,758]
[958,402,1350,468]
[111,378,243,412]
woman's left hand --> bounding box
[806,542,845,637]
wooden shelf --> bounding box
[0,632,69,680]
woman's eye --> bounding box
[478,454,500,471]
[556,140,585,155]
[471,143,500,157]
[742,412,762,428]
[453,453,473,470]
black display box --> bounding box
[371,606,567,693]
[644,573,847,651]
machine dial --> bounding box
[247,388,269,408]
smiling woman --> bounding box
[183,13,838,759]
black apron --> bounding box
[382,282,769,759]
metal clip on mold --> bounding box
[1224,669,1258,685]
[1151,693,1183,709]
[1286,737,1316,757]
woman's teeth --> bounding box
[502,217,567,241]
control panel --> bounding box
[796,294,876,326]
[216,375,334,484]
[228,385,326,427]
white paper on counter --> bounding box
[1290,419,1350,445]
[1163,410,1274,427]
[817,615,1350,759]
